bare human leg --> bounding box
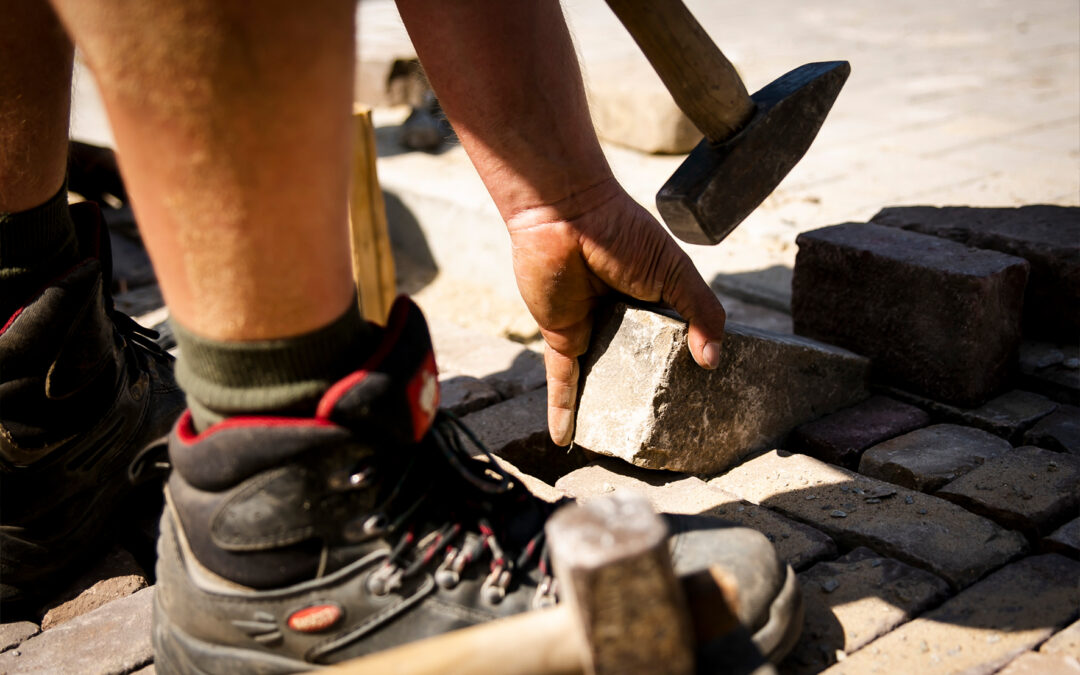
[46,0,357,341]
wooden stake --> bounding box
[349,105,397,324]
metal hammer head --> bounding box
[658,61,851,245]
[545,492,695,675]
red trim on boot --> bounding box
[175,409,335,445]
[315,296,412,419]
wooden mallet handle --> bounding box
[604,0,754,140]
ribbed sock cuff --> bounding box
[0,182,78,269]
[173,301,374,430]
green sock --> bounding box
[172,301,374,431]
[0,184,79,318]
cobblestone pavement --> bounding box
[19,0,1078,672]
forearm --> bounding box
[395,0,615,224]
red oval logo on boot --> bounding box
[287,604,343,633]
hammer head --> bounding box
[658,61,851,245]
[545,492,695,675]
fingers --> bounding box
[544,343,580,446]
[659,246,727,371]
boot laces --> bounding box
[332,410,560,609]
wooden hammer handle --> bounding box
[604,0,754,140]
[326,605,581,675]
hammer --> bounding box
[329,492,773,675]
[604,0,850,245]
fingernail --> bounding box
[703,341,720,369]
[551,408,575,446]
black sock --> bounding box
[0,184,79,319]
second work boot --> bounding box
[0,202,185,611]
[153,297,800,673]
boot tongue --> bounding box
[318,297,440,446]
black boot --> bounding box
[153,297,800,672]
[0,201,185,610]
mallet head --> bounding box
[658,61,851,245]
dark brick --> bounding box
[859,424,1012,492]
[791,395,930,468]
[793,223,1029,407]
[1025,404,1080,454]
[438,374,501,415]
[1044,517,1080,558]
[872,205,1080,340]
[459,388,592,484]
[937,446,1080,537]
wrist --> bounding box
[502,174,624,234]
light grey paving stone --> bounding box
[1025,404,1080,454]
[937,446,1080,537]
[858,424,1013,492]
[428,317,545,399]
[709,450,1028,588]
[459,387,591,485]
[1041,619,1080,658]
[131,665,157,675]
[781,547,950,675]
[792,223,1029,407]
[41,546,148,631]
[0,586,154,674]
[438,374,501,416]
[0,622,38,653]
[821,555,1080,675]
[790,395,931,469]
[585,60,702,154]
[574,303,869,474]
[871,205,1080,341]
[556,461,836,571]
[995,651,1080,675]
[1044,518,1080,559]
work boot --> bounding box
[153,297,800,673]
[0,201,185,610]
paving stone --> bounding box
[490,454,565,505]
[996,651,1080,675]
[556,461,837,571]
[790,395,931,469]
[1041,619,1080,658]
[428,317,546,399]
[1044,518,1080,558]
[858,424,1013,493]
[878,387,1060,444]
[1025,404,1080,454]
[131,666,157,675]
[821,554,1080,675]
[438,374,501,416]
[585,60,702,154]
[872,205,1080,341]
[0,586,154,674]
[781,547,950,674]
[949,390,1059,444]
[1018,341,1080,406]
[792,223,1029,407]
[709,450,1028,587]
[574,303,869,474]
[937,446,1080,537]
[0,622,38,653]
[459,387,592,485]
[40,546,148,630]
